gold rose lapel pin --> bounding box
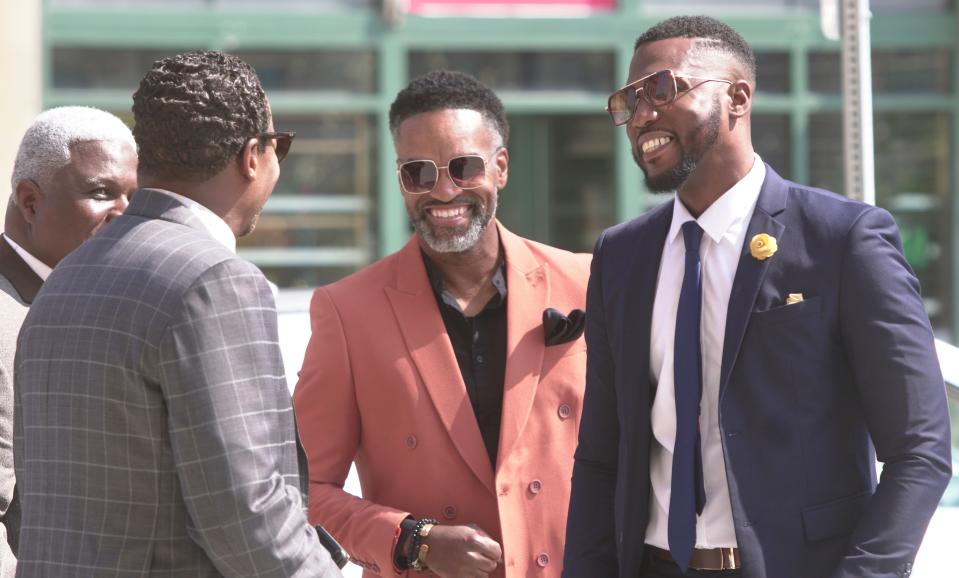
[750,233,778,261]
[785,293,804,305]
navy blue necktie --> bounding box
[669,220,707,572]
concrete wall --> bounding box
[0,0,42,227]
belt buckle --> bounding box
[718,547,739,570]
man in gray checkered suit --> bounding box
[13,51,342,577]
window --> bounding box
[52,47,377,94]
[874,112,953,337]
[498,115,615,252]
[752,114,792,179]
[409,51,615,93]
[808,113,843,193]
[231,50,376,93]
[810,112,954,338]
[238,114,377,288]
[809,49,953,95]
[52,48,180,90]
[755,52,790,94]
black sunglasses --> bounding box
[397,149,500,195]
[606,69,732,126]
[257,131,296,163]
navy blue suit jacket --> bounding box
[563,167,952,578]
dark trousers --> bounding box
[640,547,743,578]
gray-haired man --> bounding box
[0,106,137,577]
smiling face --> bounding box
[393,109,508,254]
[626,37,733,194]
[19,138,138,267]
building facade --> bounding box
[42,0,958,340]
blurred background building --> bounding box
[23,0,957,340]
[0,0,941,334]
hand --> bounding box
[421,523,502,578]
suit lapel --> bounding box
[719,166,789,398]
[386,237,495,493]
[623,204,672,436]
[0,235,43,304]
[496,224,548,471]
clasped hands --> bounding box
[420,523,502,578]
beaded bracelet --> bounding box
[408,518,439,571]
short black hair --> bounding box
[635,15,756,82]
[389,70,510,146]
[132,50,270,182]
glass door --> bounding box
[498,114,616,253]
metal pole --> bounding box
[840,0,876,205]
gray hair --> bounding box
[10,107,136,205]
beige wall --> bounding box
[0,0,43,227]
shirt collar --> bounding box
[160,190,237,253]
[3,234,52,281]
[422,250,508,315]
[666,153,766,246]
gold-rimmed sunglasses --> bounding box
[606,69,733,126]
[396,149,502,195]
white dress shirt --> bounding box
[646,154,766,549]
[2,234,51,281]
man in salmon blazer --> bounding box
[294,70,590,578]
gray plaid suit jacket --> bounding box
[13,189,341,577]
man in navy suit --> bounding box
[563,15,952,578]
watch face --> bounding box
[414,544,430,570]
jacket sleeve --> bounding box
[294,287,410,576]
[158,259,340,578]
[563,231,620,578]
[832,206,952,578]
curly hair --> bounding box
[636,15,756,83]
[132,50,269,182]
[388,70,509,147]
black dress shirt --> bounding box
[422,251,507,468]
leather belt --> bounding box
[649,545,742,570]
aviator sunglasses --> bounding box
[397,149,501,195]
[606,69,732,126]
[257,131,296,163]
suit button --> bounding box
[405,435,417,449]
[536,553,550,567]
[557,404,572,420]
[442,505,457,520]
[528,480,542,494]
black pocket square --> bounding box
[543,307,586,346]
